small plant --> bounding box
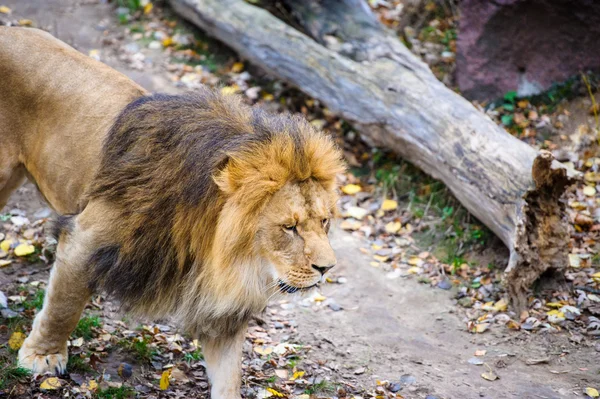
[119,335,157,363]
[0,356,30,390]
[95,386,136,399]
[23,289,45,311]
[68,354,92,373]
[183,349,203,363]
[304,380,336,395]
[72,315,101,340]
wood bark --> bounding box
[168,0,576,309]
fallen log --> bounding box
[169,0,576,309]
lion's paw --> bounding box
[18,341,67,375]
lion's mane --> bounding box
[85,88,344,336]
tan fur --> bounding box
[2,27,345,398]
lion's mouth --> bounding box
[277,279,318,294]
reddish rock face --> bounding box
[456,0,600,101]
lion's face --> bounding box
[257,179,337,293]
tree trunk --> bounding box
[168,0,576,309]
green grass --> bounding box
[118,335,157,363]
[94,386,136,399]
[0,355,30,390]
[304,380,336,395]
[67,354,92,373]
[183,349,203,363]
[23,289,45,311]
[72,316,101,340]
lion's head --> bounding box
[88,89,344,334]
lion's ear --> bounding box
[214,159,241,195]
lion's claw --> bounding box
[18,341,67,375]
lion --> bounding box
[0,27,344,398]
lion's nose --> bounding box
[312,264,335,275]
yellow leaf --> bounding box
[18,19,33,26]
[481,370,498,381]
[546,302,563,309]
[0,5,11,14]
[586,387,599,398]
[475,323,490,333]
[583,186,597,196]
[8,332,25,350]
[493,298,508,312]
[231,62,244,73]
[162,37,173,47]
[262,93,274,101]
[384,221,401,234]
[380,199,398,211]
[14,243,35,257]
[407,266,420,275]
[408,256,422,266]
[160,369,171,390]
[313,293,326,302]
[341,184,361,195]
[267,387,284,397]
[0,260,12,267]
[82,380,98,390]
[373,255,389,262]
[0,240,12,252]
[291,370,305,380]
[220,85,239,95]
[253,346,273,356]
[40,377,62,390]
[143,2,153,14]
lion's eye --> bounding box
[283,224,297,233]
[322,219,329,227]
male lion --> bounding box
[0,27,344,398]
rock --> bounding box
[388,382,402,392]
[273,322,284,329]
[0,291,7,308]
[457,0,600,101]
[353,366,366,375]
[437,278,452,290]
[1,308,19,318]
[400,374,416,385]
[148,40,162,50]
[123,42,140,54]
[328,302,342,312]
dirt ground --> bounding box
[1,1,598,398]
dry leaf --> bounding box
[143,2,153,14]
[0,260,12,267]
[291,370,305,380]
[346,206,368,220]
[266,388,284,397]
[0,5,11,14]
[583,186,597,196]
[585,387,599,398]
[381,199,398,211]
[8,331,25,350]
[385,221,401,234]
[14,243,35,257]
[341,184,361,195]
[231,62,244,73]
[474,350,486,357]
[160,369,171,390]
[274,369,288,379]
[481,369,498,381]
[40,377,62,390]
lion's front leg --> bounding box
[202,326,246,399]
[19,228,92,375]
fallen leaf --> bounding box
[0,260,12,267]
[40,377,62,390]
[267,388,284,397]
[231,62,244,73]
[143,2,153,14]
[547,310,565,323]
[525,357,550,365]
[253,346,273,356]
[291,370,305,380]
[18,19,33,26]
[160,369,171,390]
[341,184,361,195]
[14,243,35,257]
[71,337,84,347]
[82,380,98,391]
[385,221,401,234]
[340,219,361,231]
[475,323,490,333]
[313,293,326,302]
[8,331,25,350]
[481,369,498,381]
[346,206,368,219]
[0,5,11,14]
[0,240,12,252]
[493,298,508,312]
[274,369,288,379]
[586,387,599,398]
[583,186,597,196]
[381,199,398,211]
[569,254,581,268]
[474,350,487,357]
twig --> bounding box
[574,286,600,295]
[581,72,599,144]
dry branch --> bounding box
[168,0,576,308]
